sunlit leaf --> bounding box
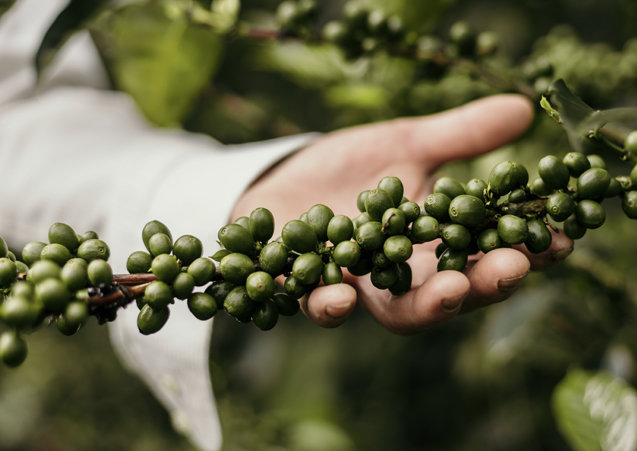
[35,0,111,78]
[209,0,240,33]
[548,79,594,152]
[91,0,224,126]
[552,368,637,451]
[325,83,390,110]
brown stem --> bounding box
[112,273,157,285]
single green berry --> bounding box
[187,293,217,321]
[575,200,605,229]
[424,193,451,221]
[437,249,468,272]
[546,192,576,222]
[126,251,152,274]
[411,216,439,243]
[622,191,637,219]
[77,239,110,262]
[272,292,300,316]
[48,222,79,252]
[465,178,487,200]
[477,228,501,253]
[332,241,361,267]
[497,215,528,244]
[0,331,28,367]
[218,224,255,256]
[258,242,289,276]
[377,176,404,206]
[441,224,471,250]
[383,235,413,264]
[563,215,586,239]
[327,215,354,244]
[143,280,173,309]
[142,220,172,250]
[292,253,323,285]
[355,221,384,251]
[370,264,399,290]
[172,272,196,300]
[538,155,570,190]
[322,262,343,285]
[577,168,611,199]
[253,302,278,331]
[40,243,72,266]
[448,194,486,228]
[87,259,112,286]
[224,286,254,322]
[249,207,275,243]
[306,204,335,241]
[0,258,16,288]
[147,232,172,256]
[22,241,46,266]
[219,253,254,285]
[388,262,412,296]
[60,258,88,291]
[187,258,216,286]
[282,220,318,253]
[524,219,552,254]
[365,189,395,220]
[151,254,180,283]
[433,176,465,200]
[137,304,169,335]
[173,235,203,265]
[398,201,421,223]
[563,152,590,177]
[381,208,406,235]
[246,271,276,302]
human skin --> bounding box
[232,94,573,333]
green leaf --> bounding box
[552,368,637,451]
[0,0,16,19]
[540,96,561,123]
[548,79,594,152]
[35,0,111,78]
[91,0,225,127]
[209,0,240,33]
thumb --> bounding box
[399,94,534,172]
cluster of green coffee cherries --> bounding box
[3,132,637,369]
[276,0,496,63]
[0,226,112,368]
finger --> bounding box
[395,94,534,171]
[357,270,471,334]
[514,229,574,270]
[462,248,530,312]
[302,283,357,328]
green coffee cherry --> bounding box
[40,243,72,266]
[249,207,275,243]
[355,221,384,251]
[258,242,289,276]
[489,161,528,195]
[434,177,465,200]
[284,275,307,299]
[347,254,373,276]
[441,224,471,250]
[563,152,591,177]
[224,286,254,322]
[28,260,61,284]
[253,302,278,331]
[0,258,16,288]
[137,304,169,335]
[22,241,46,266]
[563,215,586,239]
[77,231,98,244]
[625,131,637,157]
[292,253,323,285]
[524,219,552,254]
[370,264,398,290]
[357,190,370,213]
[381,208,406,235]
[538,155,570,190]
[398,201,421,223]
[372,251,391,268]
[272,292,300,316]
[437,248,468,272]
[187,293,217,320]
[187,258,216,286]
[575,200,605,229]
[477,228,501,253]
[143,281,173,309]
[306,204,335,241]
[377,176,404,206]
[0,331,28,367]
[352,212,372,229]
[332,241,361,267]
[383,235,413,263]
[48,222,79,252]
[424,193,451,220]
[622,191,637,219]
[365,189,394,220]
[0,236,7,258]
[87,259,112,286]
[127,251,152,274]
[411,216,439,243]
[35,278,70,313]
[234,216,251,230]
[529,178,552,197]
[173,235,202,265]
[497,215,528,244]
[587,154,606,169]
[220,253,255,285]
[147,232,173,256]
[577,168,611,199]
[151,254,180,283]
[0,296,36,329]
[388,262,412,296]
[172,273,195,300]
[282,220,318,253]
[246,271,275,302]
[327,215,354,244]
[546,191,575,222]
[205,280,235,310]
[322,262,343,285]
[77,239,110,262]
[605,178,622,198]
[448,194,486,228]
[142,220,172,250]
[465,178,487,199]
[218,224,255,255]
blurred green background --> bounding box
[2,0,637,449]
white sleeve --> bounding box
[0,86,317,450]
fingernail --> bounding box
[441,294,465,312]
[326,301,354,319]
[551,247,573,262]
[497,272,528,292]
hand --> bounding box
[231,94,574,333]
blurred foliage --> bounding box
[3,0,637,450]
